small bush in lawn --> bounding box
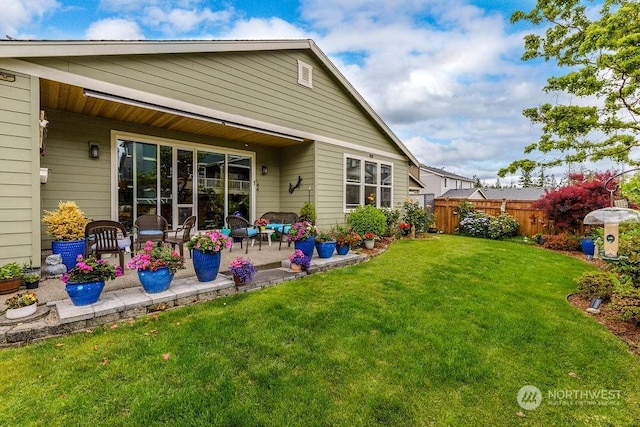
[611,286,640,323]
[575,271,616,300]
[542,233,581,251]
[402,199,435,233]
[347,205,386,237]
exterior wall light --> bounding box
[261,164,268,175]
[89,142,100,159]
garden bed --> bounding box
[568,294,640,357]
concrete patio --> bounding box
[0,242,366,346]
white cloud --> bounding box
[1,0,60,38]
[144,6,232,36]
[85,18,145,40]
[224,17,312,40]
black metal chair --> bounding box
[225,216,260,254]
[84,220,131,270]
[163,215,197,258]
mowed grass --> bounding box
[1,235,639,426]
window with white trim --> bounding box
[345,156,393,209]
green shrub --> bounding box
[458,212,490,238]
[611,286,640,323]
[487,213,519,240]
[575,271,616,300]
[381,207,401,237]
[347,205,386,237]
[457,201,475,219]
[542,233,581,251]
[300,202,316,224]
[402,199,434,233]
[610,224,640,287]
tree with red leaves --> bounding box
[533,172,615,233]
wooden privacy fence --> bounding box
[434,198,547,237]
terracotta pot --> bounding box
[233,275,244,285]
[290,263,302,272]
[0,276,23,295]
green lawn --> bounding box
[1,235,639,426]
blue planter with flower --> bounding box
[315,241,336,258]
[294,237,315,258]
[336,244,350,256]
[62,255,122,306]
[192,250,221,282]
[138,267,174,293]
[65,280,105,306]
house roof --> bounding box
[440,188,484,199]
[440,187,548,201]
[0,39,419,166]
[419,165,473,181]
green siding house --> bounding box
[0,40,418,266]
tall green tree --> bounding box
[499,0,640,177]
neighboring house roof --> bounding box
[0,39,419,167]
[440,187,548,201]
[419,165,473,182]
[409,170,427,189]
[440,189,485,199]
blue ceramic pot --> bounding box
[294,237,315,258]
[336,244,349,256]
[581,238,595,257]
[65,280,105,306]
[192,250,221,282]
[315,241,336,258]
[52,239,86,272]
[138,267,174,293]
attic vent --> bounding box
[297,60,313,88]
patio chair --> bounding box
[226,215,260,254]
[163,215,197,258]
[84,220,131,270]
[259,212,298,250]
[133,214,168,250]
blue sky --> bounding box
[3,0,595,184]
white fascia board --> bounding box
[0,39,313,58]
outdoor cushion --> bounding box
[139,229,163,236]
[266,224,291,234]
[91,237,131,251]
[235,227,258,237]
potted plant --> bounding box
[288,249,311,272]
[0,262,24,295]
[254,218,269,231]
[4,291,38,319]
[228,257,258,285]
[315,230,336,258]
[363,232,377,249]
[399,222,411,236]
[287,221,318,258]
[332,225,361,256]
[127,241,185,293]
[62,256,122,306]
[186,231,232,282]
[23,272,41,290]
[42,201,90,272]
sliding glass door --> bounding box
[117,138,252,231]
